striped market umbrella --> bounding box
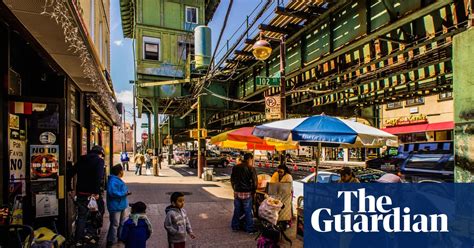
[211,127,297,151]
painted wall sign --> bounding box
[9,114,19,130]
[39,132,56,145]
[30,145,59,179]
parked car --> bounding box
[292,168,385,213]
[399,151,454,182]
[366,141,453,173]
[186,150,230,168]
[172,151,185,164]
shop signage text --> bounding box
[385,114,427,127]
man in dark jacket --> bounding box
[71,145,105,244]
[230,153,257,233]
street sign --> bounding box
[265,96,281,120]
[256,76,280,87]
[141,123,149,128]
[141,133,149,140]
[189,129,207,139]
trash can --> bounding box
[203,167,213,181]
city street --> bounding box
[1,0,472,247]
[100,157,302,248]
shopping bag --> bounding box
[87,197,98,212]
[258,197,283,225]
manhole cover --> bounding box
[165,192,192,196]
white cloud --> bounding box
[116,90,133,106]
[113,40,124,46]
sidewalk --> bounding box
[101,156,303,248]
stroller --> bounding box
[256,197,292,248]
[71,196,103,247]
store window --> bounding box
[386,101,402,109]
[143,37,160,61]
[185,7,198,24]
[8,101,61,221]
[439,92,453,100]
[406,97,424,106]
[325,148,344,161]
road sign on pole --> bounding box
[256,76,280,87]
[265,96,281,120]
[141,133,149,140]
[141,123,149,128]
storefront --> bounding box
[0,2,118,236]
[382,114,454,143]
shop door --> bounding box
[6,98,65,226]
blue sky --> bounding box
[110,0,277,136]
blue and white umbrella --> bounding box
[253,115,398,148]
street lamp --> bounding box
[252,32,286,120]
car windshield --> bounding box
[301,173,340,183]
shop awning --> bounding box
[382,121,454,134]
[426,121,454,131]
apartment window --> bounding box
[386,101,402,109]
[406,97,424,106]
[143,37,160,61]
[186,7,198,24]
[439,92,453,100]
[90,0,95,42]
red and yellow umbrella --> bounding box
[211,127,297,151]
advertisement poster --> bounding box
[35,193,58,217]
[9,139,26,180]
[9,139,26,196]
[30,145,59,179]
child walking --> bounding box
[120,201,153,248]
[164,192,196,248]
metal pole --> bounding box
[122,105,125,152]
[133,84,137,155]
[280,35,287,120]
[123,105,127,152]
[168,116,172,165]
[197,95,203,178]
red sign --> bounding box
[141,133,149,140]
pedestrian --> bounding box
[134,153,145,175]
[120,201,152,248]
[106,164,131,247]
[121,151,130,171]
[338,167,360,183]
[145,151,152,171]
[270,164,293,183]
[230,153,257,234]
[164,192,196,248]
[70,145,106,246]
